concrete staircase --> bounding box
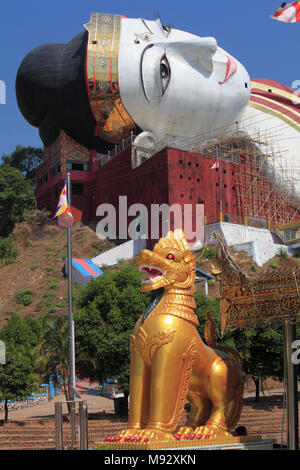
[0,396,298,450]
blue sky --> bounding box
[0,0,299,157]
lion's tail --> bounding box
[204,310,243,370]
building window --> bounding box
[39,174,48,186]
[51,164,61,177]
[72,182,84,195]
[54,185,60,199]
[66,161,90,172]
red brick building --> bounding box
[36,131,299,247]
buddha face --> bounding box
[118,17,251,142]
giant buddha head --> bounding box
[16,13,251,152]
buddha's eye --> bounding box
[166,253,174,260]
[160,56,170,94]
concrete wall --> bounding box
[233,240,288,266]
[92,238,146,267]
[205,222,274,246]
[204,222,289,266]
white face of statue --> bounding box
[118,17,251,143]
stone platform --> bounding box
[94,435,274,450]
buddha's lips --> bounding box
[219,55,237,85]
[139,265,165,282]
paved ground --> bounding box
[0,381,115,420]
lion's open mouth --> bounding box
[139,265,166,284]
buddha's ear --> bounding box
[132,131,158,169]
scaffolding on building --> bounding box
[198,130,300,229]
[131,128,300,230]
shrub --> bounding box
[27,263,38,270]
[0,237,18,265]
[49,277,59,289]
[16,288,33,306]
[203,246,217,260]
[251,264,257,272]
[279,248,288,259]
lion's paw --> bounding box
[118,428,139,437]
[194,424,231,439]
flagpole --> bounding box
[66,172,76,449]
[216,147,223,222]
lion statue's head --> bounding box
[137,229,196,293]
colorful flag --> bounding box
[271,2,300,23]
[211,161,221,170]
[53,183,74,228]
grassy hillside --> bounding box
[0,210,114,328]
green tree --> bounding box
[0,313,40,349]
[36,315,71,410]
[0,351,39,421]
[1,145,43,187]
[194,290,220,338]
[74,265,150,396]
[0,349,39,421]
[0,165,35,237]
[0,314,40,421]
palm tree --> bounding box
[36,315,71,413]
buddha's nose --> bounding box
[167,36,217,73]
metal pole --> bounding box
[284,320,299,450]
[55,402,63,450]
[216,147,223,222]
[66,173,76,449]
[78,401,89,450]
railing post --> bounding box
[284,320,299,450]
[78,401,89,450]
[55,402,63,450]
[70,400,76,450]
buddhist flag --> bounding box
[53,183,74,228]
[211,161,221,170]
[271,2,300,22]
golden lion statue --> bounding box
[120,229,244,441]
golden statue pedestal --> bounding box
[94,435,274,451]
